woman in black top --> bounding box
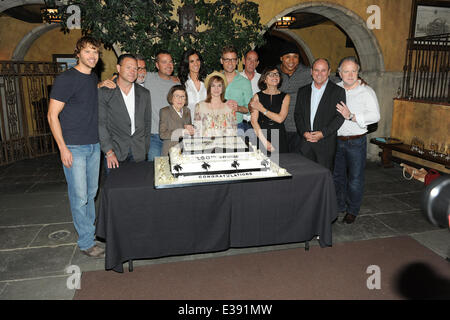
[249,66,290,153]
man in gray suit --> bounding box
[99,54,152,170]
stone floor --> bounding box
[0,154,448,300]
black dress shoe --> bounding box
[343,213,357,224]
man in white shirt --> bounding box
[240,50,261,96]
[98,54,152,172]
[240,50,260,141]
[334,56,381,224]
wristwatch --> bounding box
[348,113,354,121]
[263,109,268,116]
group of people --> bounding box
[48,35,380,258]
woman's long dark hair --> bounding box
[178,49,207,85]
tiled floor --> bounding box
[0,154,448,299]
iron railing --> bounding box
[401,33,450,103]
[0,61,66,166]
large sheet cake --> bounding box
[169,136,269,176]
[154,136,291,188]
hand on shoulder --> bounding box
[98,77,117,89]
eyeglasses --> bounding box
[267,72,280,78]
[222,58,238,63]
[137,67,146,71]
[174,94,186,99]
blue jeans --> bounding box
[333,136,366,216]
[63,143,100,250]
[147,134,163,162]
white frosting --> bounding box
[153,136,291,188]
[169,136,270,176]
[182,136,248,152]
[155,156,291,188]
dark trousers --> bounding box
[287,131,301,153]
[300,145,335,172]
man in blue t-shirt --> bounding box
[48,36,112,258]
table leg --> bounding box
[128,260,134,272]
[380,148,393,168]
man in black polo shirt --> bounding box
[48,36,105,258]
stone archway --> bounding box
[3,0,122,60]
[266,2,390,161]
[267,2,385,73]
[12,24,61,61]
[1,0,54,61]
[0,0,45,13]
[275,29,315,65]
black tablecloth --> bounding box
[96,154,338,272]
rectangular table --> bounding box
[96,154,338,272]
[370,138,450,169]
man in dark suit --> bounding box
[294,58,345,171]
[99,54,152,171]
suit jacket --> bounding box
[294,80,345,169]
[98,83,152,162]
[159,105,192,156]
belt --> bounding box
[242,120,251,124]
[337,133,366,141]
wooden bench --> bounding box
[370,138,450,170]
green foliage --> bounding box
[51,0,265,73]
[190,0,265,71]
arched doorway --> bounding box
[12,24,60,61]
[264,2,385,73]
[1,1,62,164]
[0,0,45,12]
[255,30,313,73]
[255,2,387,160]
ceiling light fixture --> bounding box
[276,15,296,29]
[41,7,62,24]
